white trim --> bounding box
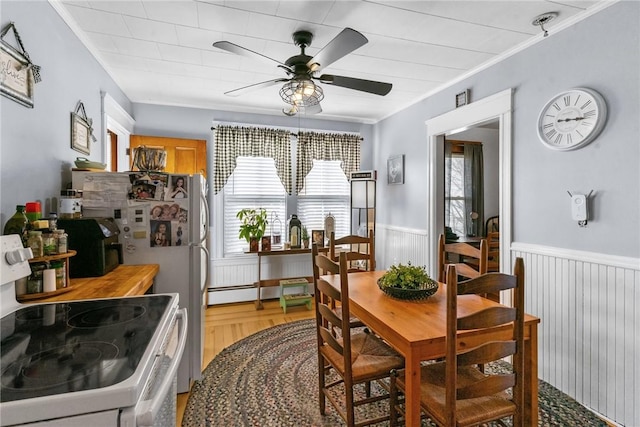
[511,242,640,271]
[426,88,512,279]
[376,223,427,236]
[380,1,621,122]
[101,92,135,171]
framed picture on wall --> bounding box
[387,155,404,185]
[0,40,34,108]
[71,112,91,155]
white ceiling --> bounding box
[53,0,609,123]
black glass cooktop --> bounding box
[0,295,172,402]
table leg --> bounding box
[524,323,539,425]
[404,353,421,427]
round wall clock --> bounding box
[537,87,607,151]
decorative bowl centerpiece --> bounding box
[377,262,438,300]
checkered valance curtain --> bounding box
[296,131,361,194]
[214,125,292,194]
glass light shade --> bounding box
[280,78,324,106]
[351,180,375,208]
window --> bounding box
[298,160,350,240]
[221,157,351,255]
[446,154,465,236]
[223,157,286,255]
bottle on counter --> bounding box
[54,229,67,253]
[27,230,44,257]
[48,213,58,231]
[3,205,30,246]
[25,202,42,223]
[42,233,56,256]
[51,260,66,289]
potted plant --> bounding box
[301,226,310,248]
[237,208,268,252]
[377,262,438,300]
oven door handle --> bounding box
[136,308,188,427]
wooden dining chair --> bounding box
[389,258,526,427]
[329,230,375,272]
[486,231,500,273]
[438,233,488,279]
[312,245,404,427]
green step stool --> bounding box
[279,278,313,313]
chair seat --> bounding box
[321,331,404,383]
[396,362,516,427]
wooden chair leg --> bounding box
[318,353,326,415]
[389,370,399,427]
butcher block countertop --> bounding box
[24,264,160,303]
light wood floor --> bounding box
[176,298,316,426]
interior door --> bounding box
[130,135,207,177]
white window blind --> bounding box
[298,160,350,240]
[223,157,286,255]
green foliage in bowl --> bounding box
[377,263,438,300]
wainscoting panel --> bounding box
[375,224,429,270]
[512,243,639,427]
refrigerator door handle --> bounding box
[200,190,210,245]
[199,244,210,292]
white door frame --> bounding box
[426,88,513,277]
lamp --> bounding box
[279,77,324,107]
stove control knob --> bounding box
[5,247,33,265]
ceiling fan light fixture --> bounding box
[279,78,324,107]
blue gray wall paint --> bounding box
[0,1,131,221]
[375,1,639,258]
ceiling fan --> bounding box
[212,28,392,116]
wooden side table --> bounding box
[279,278,312,313]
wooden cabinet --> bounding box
[130,135,207,177]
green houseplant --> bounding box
[301,226,309,248]
[377,262,438,300]
[237,208,268,251]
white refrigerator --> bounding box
[74,171,209,393]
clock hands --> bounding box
[557,116,584,122]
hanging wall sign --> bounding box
[0,22,41,108]
[71,101,97,155]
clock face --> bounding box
[537,88,607,151]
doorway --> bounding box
[425,89,512,277]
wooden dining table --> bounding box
[321,270,541,427]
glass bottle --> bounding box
[42,233,57,256]
[27,230,44,258]
[3,205,30,246]
[271,212,282,246]
[54,229,68,253]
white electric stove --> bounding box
[0,235,187,426]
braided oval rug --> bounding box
[182,319,607,427]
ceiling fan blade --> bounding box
[225,78,289,97]
[318,74,392,96]
[307,28,367,73]
[213,41,290,70]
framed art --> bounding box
[312,229,325,248]
[387,154,404,185]
[71,111,91,155]
[455,89,470,108]
[0,40,34,108]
